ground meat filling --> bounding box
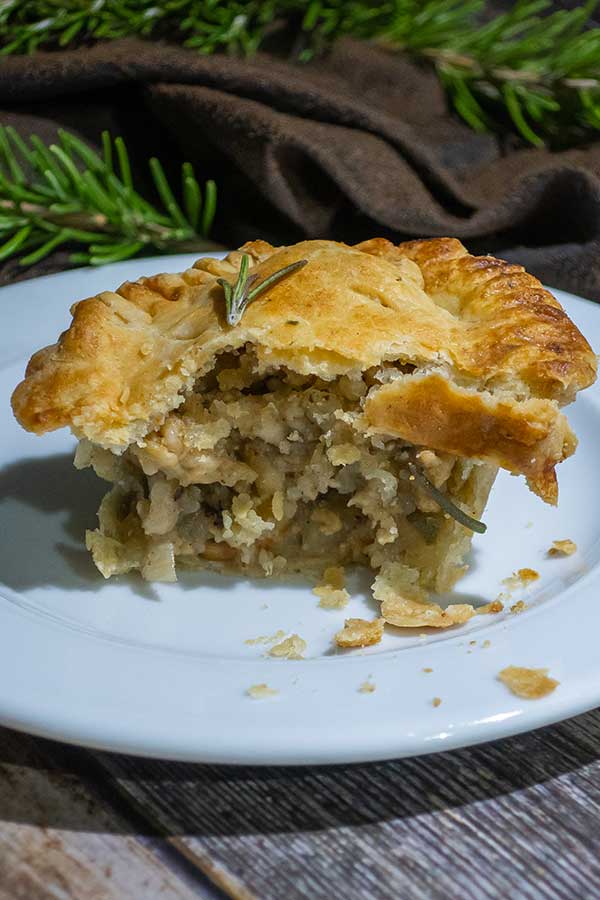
[79,347,494,588]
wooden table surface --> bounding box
[3,709,600,899]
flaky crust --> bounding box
[12,238,596,501]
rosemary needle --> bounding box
[408,461,487,534]
[218,255,308,326]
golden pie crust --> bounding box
[12,238,595,503]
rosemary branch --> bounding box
[0,126,218,267]
[218,253,308,325]
[2,1,600,145]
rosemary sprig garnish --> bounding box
[218,254,307,326]
[0,126,218,268]
[408,460,487,534]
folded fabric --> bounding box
[2,37,600,298]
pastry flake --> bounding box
[548,539,577,557]
[246,683,279,699]
[335,618,385,648]
[268,634,306,660]
[498,666,559,699]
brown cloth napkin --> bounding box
[2,37,600,298]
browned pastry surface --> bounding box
[12,238,596,502]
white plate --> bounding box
[1,254,600,765]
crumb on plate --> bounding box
[358,680,376,693]
[498,666,559,699]
[482,640,491,648]
[502,568,540,591]
[336,617,384,648]
[378,593,474,630]
[313,566,350,609]
[269,634,307,659]
[510,600,526,614]
[548,539,577,557]
[432,697,442,708]
[373,564,476,628]
[245,629,286,646]
[477,600,504,615]
[246,683,279,699]
[423,667,433,673]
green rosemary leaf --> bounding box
[30,136,70,192]
[0,178,50,205]
[149,157,190,229]
[49,144,86,195]
[0,127,25,184]
[80,170,118,218]
[58,18,84,47]
[89,241,146,265]
[408,461,487,534]
[182,162,201,231]
[47,201,84,215]
[42,169,70,202]
[503,83,544,146]
[19,229,70,266]
[4,126,37,169]
[201,179,217,237]
[102,130,113,175]
[217,276,233,309]
[114,136,134,192]
[68,251,93,264]
[59,129,105,172]
[246,258,308,301]
[0,225,32,261]
[232,252,251,306]
[62,227,115,243]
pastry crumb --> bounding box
[269,634,307,659]
[510,600,526,614]
[379,593,474,630]
[374,564,476,629]
[519,567,539,583]
[469,640,477,646]
[336,617,384,648]
[246,683,278,699]
[548,539,577,557]
[502,568,539,591]
[432,697,442,708]
[358,680,376,693]
[482,640,491,648]
[245,629,286,646]
[498,666,559,699]
[422,667,433,673]
[477,600,504,615]
[313,566,350,609]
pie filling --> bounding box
[77,347,497,593]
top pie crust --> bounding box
[12,238,596,503]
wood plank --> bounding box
[0,729,215,900]
[90,708,600,900]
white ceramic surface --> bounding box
[1,254,600,765]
